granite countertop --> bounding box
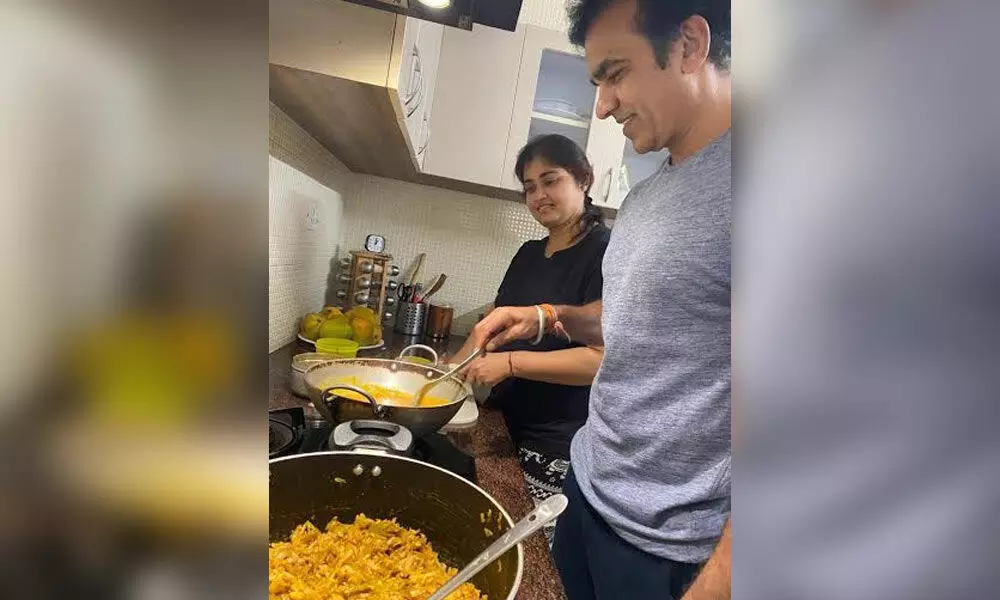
[269,330,566,600]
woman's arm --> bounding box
[463,346,604,387]
[511,346,603,386]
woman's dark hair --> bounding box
[515,134,604,236]
[568,0,731,71]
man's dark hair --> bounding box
[569,0,731,70]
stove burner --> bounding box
[268,407,476,482]
[269,419,296,457]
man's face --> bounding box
[584,0,692,154]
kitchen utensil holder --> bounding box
[395,301,428,336]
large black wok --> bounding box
[269,451,523,599]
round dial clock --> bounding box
[364,234,386,253]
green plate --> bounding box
[400,356,433,365]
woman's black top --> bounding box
[490,224,611,459]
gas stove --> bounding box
[268,406,476,483]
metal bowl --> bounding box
[303,356,472,438]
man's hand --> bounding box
[680,519,730,600]
[461,352,513,386]
[468,306,540,351]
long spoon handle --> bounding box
[427,494,569,600]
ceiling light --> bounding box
[418,0,451,9]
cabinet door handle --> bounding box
[601,167,614,205]
[404,47,424,117]
[417,114,431,155]
[403,48,417,101]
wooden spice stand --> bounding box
[339,251,400,328]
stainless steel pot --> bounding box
[303,344,472,438]
[290,352,337,398]
[269,451,523,599]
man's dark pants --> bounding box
[552,468,702,600]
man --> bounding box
[468,1,731,598]
[739,1,1000,599]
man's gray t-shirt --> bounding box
[571,130,731,563]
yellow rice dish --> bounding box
[269,515,485,600]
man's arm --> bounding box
[681,519,730,600]
[468,301,603,351]
[552,301,603,347]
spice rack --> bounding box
[335,251,400,325]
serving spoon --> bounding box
[427,494,569,600]
[410,347,485,406]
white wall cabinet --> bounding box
[502,26,592,191]
[422,25,526,187]
[270,0,442,177]
[396,18,444,169]
[270,0,398,86]
[606,138,671,208]
[270,3,658,209]
[498,25,639,209]
[587,125,671,209]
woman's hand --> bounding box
[462,352,514,387]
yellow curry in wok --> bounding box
[321,377,454,408]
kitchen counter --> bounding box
[268,330,567,600]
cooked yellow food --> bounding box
[322,378,453,408]
[269,515,484,600]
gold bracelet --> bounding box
[508,352,515,377]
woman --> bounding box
[454,134,610,543]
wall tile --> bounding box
[268,104,350,352]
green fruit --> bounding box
[319,317,352,340]
[320,306,343,320]
[346,306,377,322]
[300,313,324,340]
[349,316,376,344]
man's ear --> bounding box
[679,14,711,74]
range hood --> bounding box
[341,0,523,31]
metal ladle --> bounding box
[427,494,569,600]
[411,347,485,406]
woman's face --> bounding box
[521,159,587,230]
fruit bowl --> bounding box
[298,305,384,350]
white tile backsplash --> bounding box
[268,156,344,352]
[269,103,352,352]
[269,102,548,348]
